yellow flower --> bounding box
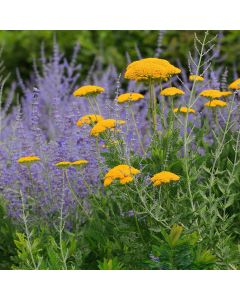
[71,160,88,166]
[160,87,185,96]
[173,107,196,114]
[189,75,204,82]
[151,171,180,186]
[55,161,72,168]
[104,164,140,187]
[220,91,233,96]
[204,100,227,107]
[73,85,105,97]
[124,58,181,81]
[17,156,41,164]
[71,160,88,169]
[117,93,144,103]
[90,119,125,137]
[76,114,104,127]
[199,89,231,99]
[228,78,240,90]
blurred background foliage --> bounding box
[0,30,240,86]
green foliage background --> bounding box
[0,30,240,83]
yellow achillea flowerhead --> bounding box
[55,161,72,168]
[220,91,232,96]
[204,100,227,107]
[104,164,140,187]
[228,78,240,90]
[73,85,104,97]
[117,93,144,103]
[71,160,88,169]
[160,87,185,96]
[17,156,41,164]
[199,89,231,99]
[173,107,196,114]
[189,75,204,81]
[90,119,125,137]
[124,58,181,81]
[151,171,180,186]
[76,114,104,127]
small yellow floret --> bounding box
[220,91,233,97]
[124,58,181,81]
[189,75,204,81]
[173,107,196,114]
[160,87,185,96]
[17,156,41,164]
[228,78,240,90]
[204,100,227,107]
[55,161,72,168]
[200,89,231,99]
[104,165,140,187]
[117,93,144,103]
[73,85,104,97]
[90,119,125,137]
[76,115,104,127]
[151,171,180,186]
[71,160,88,166]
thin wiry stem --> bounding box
[129,103,146,155]
[183,32,209,214]
[59,171,67,270]
[209,94,236,196]
[19,190,38,270]
[149,78,157,132]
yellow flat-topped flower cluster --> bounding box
[124,58,181,81]
[104,164,140,187]
[104,165,180,188]
[18,156,41,164]
[199,89,232,109]
[73,85,105,97]
[71,160,88,166]
[117,93,144,103]
[200,89,232,99]
[55,161,72,168]
[204,100,227,107]
[228,78,240,90]
[151,171,180,186]
[18,157,88,169]
[55,160,88,168]
[189,75,204,82]
[90,119,125,137]
[173,107,196,114]
[76,114,104,127]
[220,91,232,97]
[160,87,185,97]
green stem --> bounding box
[19,190,38,270]
[129,104,146,155]
[87,96,97,114]
[59,171,67,270]
[209,95,235,197]
[159,81,166,130]
[183,32,208,217]
[149,79,157,133]
[213,108,219,129]
[95,137,103,179]
[92,95,102,115]
[128,191,145,244]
